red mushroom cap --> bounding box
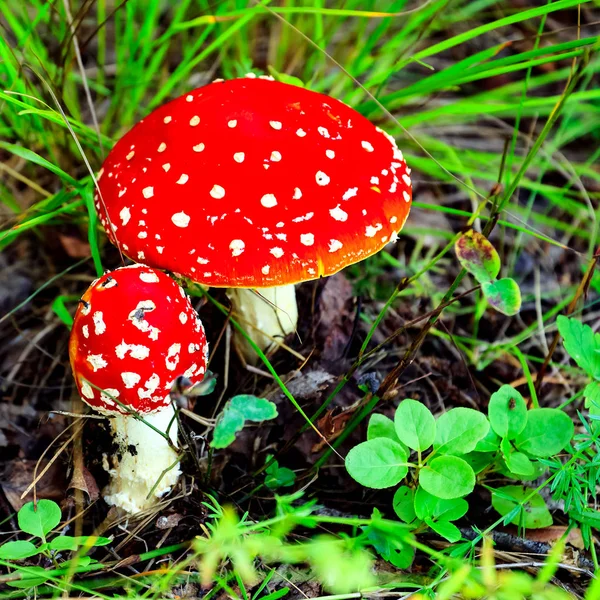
[69,265,208,415]
[95,76,412,287]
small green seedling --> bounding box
[455,229,521,316]
[212,395,278,449]
[264,455,296,490]
[0,500,110,589]
[557,315,600,412]
[346,390,575,565]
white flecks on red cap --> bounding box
[69,265,208,415]
[95,78,412,288]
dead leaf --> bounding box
[520,526,585,550]
[311,408,354,453]
[68,463,100,501]
[59,234,91,258]
[1,459,66,511]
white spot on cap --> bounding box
[330,205,348,222]
[87,354,107,371]
[157,246,164,254]
[261,193,277,208]
[164,115,172,124]
[365,223,383,237]
[126,150,135,160]
[162,163,171,172]
[370,176,379,184]
[270,121,282,130]
[228,119,237,128]
[318,126,330,138]
[292,212,313,223]
[361,141,374,152]
[296,128,306,137]
[142,186,154,199]
[115,342,150,360]
[138,374,160,400]
[197,257,209,264]
[402,173,411,187]
[326,149,335,159]
[342,187,358,200]
[329,240,343,252]
[172,212,191,227]
[82,325,89,338]
[234,152,245,163]
[390,216,398,224]
[300,233,314,246]
[165,343,181,371]
[193,143,205,152]
[190,115,200,126]
[179,312,188,324]
[293,188,302,200]
[316,171,330,186]
[186,94,193,102]
[140,271,160,283]
[93,312,106,335]
[229,239,245,257]
[81,381,94,399]
[120,207,131,225]
[177,174,189,185]
[158,142,166,152]
[210,185,225,199]
[270,247,284,258]
[122,372,141,388]
[270,151,282,162]
[403,191,411,202]
[118,189,127,198]
[261,265,270,275]
[138,231,148,239]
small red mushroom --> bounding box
[69,264,208,512]
[94,76,412,359]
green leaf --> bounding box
[481,278,522,316]
[505,451,535,477]
[455,230,500,284]
[557,315,600,379]
[48,535,111,551]
[363,516,414,569]
[392,486,417,524]
[491,486,552,529]
[434,408,490,455]
[461,451,496,474]
[488,385,527,439]
[394,399,436,451]
[419,456,475,499]
[414,487,468,521]
[51,295,78,328]
[264,456,296,490]
[474,427,501,453]
[345,439,408,489]
[212,395,278,449]
[584,381,600,410]
[6,566,50,589]
[18,500,61,540]
[367,413,400,443]
[0,541,40,560]
[514,409,574,458]
[425,518,462,543]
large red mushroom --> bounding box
[94,76,412,359]
[69,264,208,512]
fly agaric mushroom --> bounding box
[69,264,208,513]
[94,76,412,360]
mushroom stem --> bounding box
[227,285,298,363]
[103,404,181,513]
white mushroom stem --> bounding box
[102,403,181,513]
[227,285,298,363]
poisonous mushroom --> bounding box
[69,264,208,513]
[94,76,412,360]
